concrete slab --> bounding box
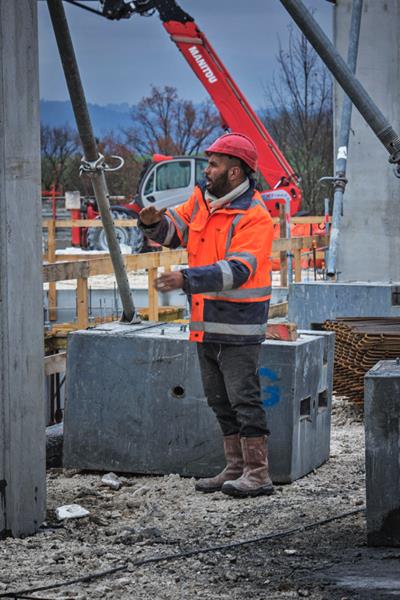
[288,281,400,329]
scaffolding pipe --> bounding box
[47,0,138,323]
[279,0,400,170]
[326,0,363,278]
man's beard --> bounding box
[206,171,230,198]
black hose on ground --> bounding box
[0,507,365,599]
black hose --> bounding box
[0,507,365,598]
[63,0,104,18]
[8,596,55,600]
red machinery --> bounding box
[99,0,303,218]
[65,0,326,265]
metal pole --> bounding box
[326,0,363,277]
[279,0,400,170]
[285,195,293,284]
[324,197,330,274]
[47,0,138,323]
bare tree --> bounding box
[264,28,333,214]
[41,124,80,190]
[124,85,222,156]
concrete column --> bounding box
[334,1,400,281]
[0,0,46,536]
[365,360,400,547]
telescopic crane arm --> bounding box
[99,0,303,214]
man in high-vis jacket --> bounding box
[138,133,274,498]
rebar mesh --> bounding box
[323,317,400,404]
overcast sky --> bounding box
[38,0,333,109]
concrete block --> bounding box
[46,423,63,469]
[365,360,400,547]
[289,282,400,330]
[260,332,332,482]
[299,329,335,396]
[64,322,333,482]
[299,330,335,469]
[64,323,225,478]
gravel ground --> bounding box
[0,398,373,600]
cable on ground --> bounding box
[0,507,365,599]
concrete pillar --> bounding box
[334,1,400,282]
[0,0,46,537]
[365,360,400,547]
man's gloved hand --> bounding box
[139,206,166,225]
[155,271,184,292]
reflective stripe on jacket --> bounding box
[166,181,274,344]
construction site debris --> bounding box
[131,485,151,497]
[101,473,122,491]
[323,317,400,404]
[266,322,297,341]
[55,504,90,520]
[268,301,289,319]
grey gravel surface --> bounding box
[0,397,375,599]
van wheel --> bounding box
[87,210,144,254]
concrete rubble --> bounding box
[101,473,123,491]
[55,504,90,521]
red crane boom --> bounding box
[100,0,302,215]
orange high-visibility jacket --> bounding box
[140,181,274,344]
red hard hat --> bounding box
[205,132,258,172]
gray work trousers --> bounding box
[196,342,268,437]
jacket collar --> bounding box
[198,178,256,212]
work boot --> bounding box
[195,433,243,493]
[221,436,274,498]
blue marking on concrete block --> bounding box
[260,367,280,407]
[259,367,279,381]
[262,386,280,407]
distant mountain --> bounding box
[40,100,134,136]
[40,98,271,139]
